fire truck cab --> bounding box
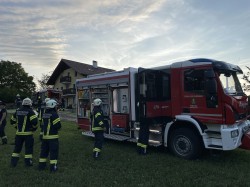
[76,58,250,159]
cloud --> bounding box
[0,0,250,84]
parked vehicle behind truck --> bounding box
[32,89,62,108]
[76,58,250,159]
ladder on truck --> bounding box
[129,122,163,147]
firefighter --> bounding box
[38,99,61,172]
[91,98,105,159]
[10,98,38,167]
[38,97,50,141]
[37,95,42,116]
[15,94,22,109]
[137,118,150,155]
[0,101,7,145]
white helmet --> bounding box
[45,98,50,103]
[22,98,32,106]
[46,99,57,108]
[16,94,20,97]
[93,98,102,106]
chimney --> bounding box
[92,60,98,68]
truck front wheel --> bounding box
[169,128,203,160]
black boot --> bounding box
[50,164,58,172]
[137,146,142,154]
[93,151,100,159]
[137,146,147,155]
[25,158,33,167]
[142,147,147,155]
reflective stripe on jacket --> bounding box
[10,106,38,135]
[42,109,61,139]
[91,107,104,132]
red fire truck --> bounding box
[33,88,62,107]
[76,58,250,159]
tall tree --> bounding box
[37,73,52,90]
[0,60,36,102]
[242,66,250,93]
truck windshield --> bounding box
[219,72,244,95]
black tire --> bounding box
[169,128,203,160]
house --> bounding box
[47,59,115,109]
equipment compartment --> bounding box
[111,114,129,132]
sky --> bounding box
[0,0,250,85]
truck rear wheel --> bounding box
[169,128,203,160]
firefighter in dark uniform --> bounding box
[91,98,105,159]
[15,94,22,109]
[0,101,7,145]
[38,98,50,141]
[37,95,42,116]
[137,117,150,155]
[10,98,38,167]
[38,99,61,172]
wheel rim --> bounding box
[173,135,192,156]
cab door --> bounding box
[182,68,223,124]
[137,68,171,121]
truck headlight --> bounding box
[231,130,239,138]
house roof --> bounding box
[47,59,115,85]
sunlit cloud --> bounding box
[0,0,249,84]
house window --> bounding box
[75,71,77,77]
[68,72,70,77]
[61,87,63,91]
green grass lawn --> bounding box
[1,116,250,187]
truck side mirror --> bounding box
[205,78,218,108]
[204,69,217,94]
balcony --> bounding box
[60,76,71,84]
[63,88,76,96]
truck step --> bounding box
[132,128,162,134]
[104,134,130,141]
[149,140,162,147]
[204,130,221,135]
[127,138,137,143]
[82,131,94,137]
[127,138,162,147]
[207,144,223,149]
[82,131,130,141]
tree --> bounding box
[0,60,36,103]
[242,66,250,94]
[37,73,52,90]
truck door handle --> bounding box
[143,104,146,116]
[161,106,168,109]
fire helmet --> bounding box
[46,99,57,108]
[92,98,102,106]
[22,98,32,106]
